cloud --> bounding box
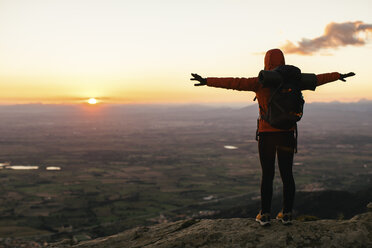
[281,21,372,55]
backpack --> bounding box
[258,65,304,130]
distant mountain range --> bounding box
[1,100,371,112]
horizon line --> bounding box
[0,98,371,107]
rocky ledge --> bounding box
[51,205,372,248]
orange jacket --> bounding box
[206,49,340,132]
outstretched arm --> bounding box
[317,72,355,86]
[190,73,260,92]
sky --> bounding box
[0,0,371,105]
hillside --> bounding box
[205,187,372,221]
[0,102,370,246]
[51,204,372,248]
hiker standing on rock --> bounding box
[190,48,355,226]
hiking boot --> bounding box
[276,211,293,225]
[256,211,270,226]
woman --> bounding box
[190,48,354,226]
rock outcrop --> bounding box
[52,209,372,248]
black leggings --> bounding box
[258,131,295,214]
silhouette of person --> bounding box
[190,48,355,226]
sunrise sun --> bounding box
[87,98,98,104]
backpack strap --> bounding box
[253,95,259,141]
[255,98,266,141]
[294,124,298,153]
